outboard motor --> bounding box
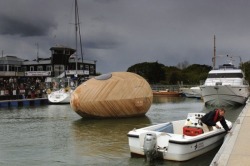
[143,132,157,162]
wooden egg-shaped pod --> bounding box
[70,72,153,118]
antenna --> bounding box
[36,43,39,62]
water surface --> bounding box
[0,97,244,166]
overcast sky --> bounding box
[0,0,250,73]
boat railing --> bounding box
[205,79,243,86]
[151,84,199,92]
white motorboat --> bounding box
[47,77,76,104]
[200,61,249,106]
[180,86,202,98]
[127,113,232,161]
[48,87,74,104]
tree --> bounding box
[242,61,250,83]
[127,62,166,84]
[127,62,212,85]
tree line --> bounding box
[127,61,250,85]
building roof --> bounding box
[0,55,24,65]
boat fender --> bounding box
[64,87,70,92]
[143,132,157,161]
[46,89,51,94]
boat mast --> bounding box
[75,0,78,78]
[213,35,216,69]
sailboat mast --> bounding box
[75,0,78,76]
[213,35,216,69]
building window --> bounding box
[46,65,52,71]
[22,66,27,72]
[85,65,89,70]
[37,66,43,71]
[54,65,64,71]
[0,65,7,71]
[65,49,70,55]
[30,66,34,71]
[80,64,84,70]
[90,65,95,74]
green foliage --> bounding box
[127,62,166,84]
[127,62,212,85]
[242,61,250,83]
[127,61,250,85]
[182,64,212,84]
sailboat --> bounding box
[48,0,83,104]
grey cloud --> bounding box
[1,0,250,74]
[0,14,57,36]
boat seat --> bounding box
[201,123,210,133]
[185,118,203,128]
[185,113,205,128]
[154,123,173,133]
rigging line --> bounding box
[75,0,84,64]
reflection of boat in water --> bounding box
[153,96,186,103]
[127,112,232,161]
[71,116,151,158]
[179,86,202,99]
[152,90,181,97]
[200,57,249,106]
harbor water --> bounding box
[0,96,244,166]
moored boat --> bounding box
[47,88,74,104]
[127,113,232,161]
[47,77,76,104]
[200,58,249,106]
[179,86,202,98]
[152,90,181,97]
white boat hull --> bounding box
[200,85,249,106]
[48,89,73,104]
[200,61,249,106]
[180,87,201,98]
[127,113,232,161]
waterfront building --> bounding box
[0,45,96,100]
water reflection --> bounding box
[71,116,151,163]
[153,96,186,103]
[0,95,245,166]
[151,96,243,124]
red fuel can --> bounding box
[183,126,203,136]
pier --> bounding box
[0,98,48,108]
[211,98,250,165]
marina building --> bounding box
[0,45,96,80]
[0,45,96,100]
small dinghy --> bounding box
[127,113,232,161]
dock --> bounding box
[211,98,250,165]
[0,98,48,108]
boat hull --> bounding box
[48,89,73,104]
[180,87,201,98]
[152,91,181,97]
[200,85,249,106]
[127,117,232,161]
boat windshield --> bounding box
[95,73,112,80]
[208,73,243,78]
